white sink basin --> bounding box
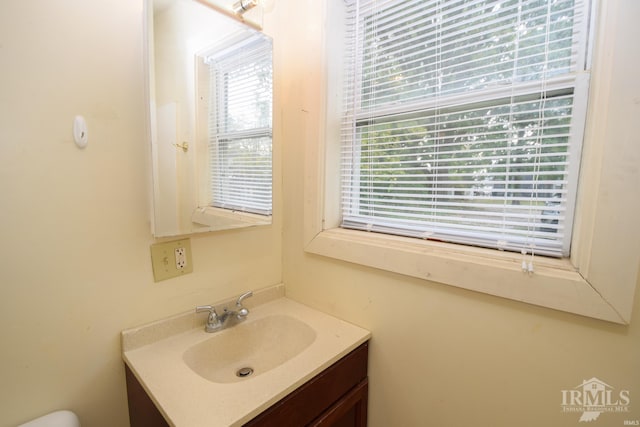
[122,294,370,427]
[183,314,316,383]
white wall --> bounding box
[278,0,640,426]
[0,1,281,426]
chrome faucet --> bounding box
[196,291,253,333]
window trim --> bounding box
[303,0,638,324]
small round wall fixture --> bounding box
[73,115,88,148]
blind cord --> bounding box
[524,0,555,273]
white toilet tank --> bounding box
[18,411,80,427]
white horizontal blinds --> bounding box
[208,35,272,216]
[341,0,590,257]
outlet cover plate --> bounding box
[150,239,193,282]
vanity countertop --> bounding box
[121,288,371,427]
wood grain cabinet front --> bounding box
[244,342,368,427]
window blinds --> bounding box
[208,35,273,216]
[341,0,591,257]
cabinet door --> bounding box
[310,378,368,427]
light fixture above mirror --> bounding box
[232,0,259,16]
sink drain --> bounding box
[236,367,254,378]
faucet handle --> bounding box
[235,291,253,317]
[236,291,253,306]
[196,305,218,320]
[196,305,223,332]
[196,305,216,313]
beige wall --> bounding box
[0,1,638,427]
[0,1,281,426]
[279,1,640,427]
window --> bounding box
[303,0,639,324]
[340,0,591,258]
[206,34,273,216]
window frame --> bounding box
[342,0,592,258]
[303,0,639,324]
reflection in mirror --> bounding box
[147,0,272,237]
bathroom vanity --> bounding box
[121,285,371,426]
[126,342,368,426]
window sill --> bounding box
[192,206,271,231]
[305,228,626,323]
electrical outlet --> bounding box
[150,239,193,282]
[175,247,187,270]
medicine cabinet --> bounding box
[146,0,273,236]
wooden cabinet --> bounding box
[125,364,170,427]
[125,342,369,427]
[244,342,368,427]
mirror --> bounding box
[146,0,272,237]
